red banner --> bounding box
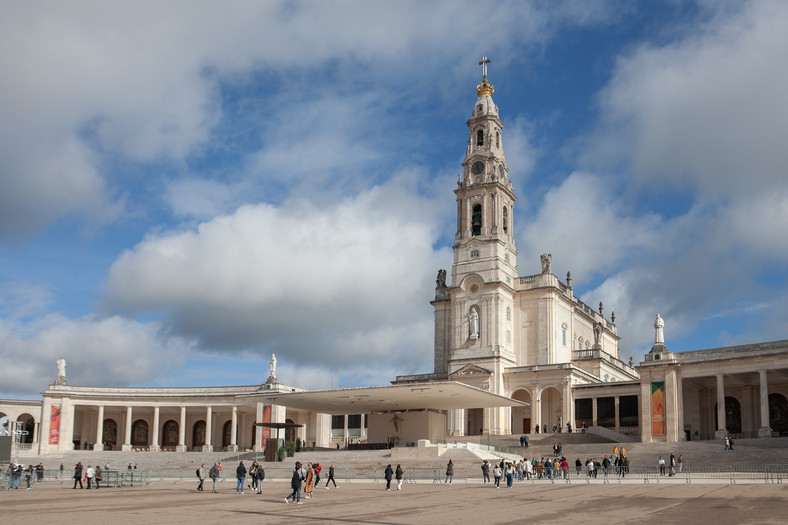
[49,405,61,445]
[651,382,665,436]
[261,405,271,446]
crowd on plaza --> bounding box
[2,462,46,490]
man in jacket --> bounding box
[197,464,206,491]
[209,462,220,493]
[284,461,303,504]
[236,461,247,494]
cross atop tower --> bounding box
[479,56,491,79]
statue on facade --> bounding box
[469,309,479,341]
[566,271,572,288]
[540,253,552,274]
[593,322,602,348]
[269,353,277,379]
[56,356,67,385]
[654,314,665,345]
[435,269,449,301]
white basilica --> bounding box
[3,65,788,458]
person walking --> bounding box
[73,463,83,489]
[209,462,220,493]
[236,461,247,494]
[197,464,206,492]
[284,462,304,504]
[678,455,684,473]
[395,464,404,490]
[304,462,315,498]
[481,460,490,483]
[445,459,454,485]
[25,465,33,490]
[255,464,265,494]
[325,464,337,489]
[493,464,502,488]
[384,464,394,491]
[94,464,102,489]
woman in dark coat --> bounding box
[284,462,303,504]
[384,464,394,491]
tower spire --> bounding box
[476,56,494,97]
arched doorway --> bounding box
[715,396,742,434]
[162,420,179,448]
[510,389,531,434]
[192,420,206,449]
[131,419,149,447]
[17,413,35,443]
[222,420,232,449]
[540,387,563,433]
[770,393,788,435]
[285,419,296,442]
[103,419,118,448]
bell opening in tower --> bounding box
[472,204,482,236]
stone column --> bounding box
[447,409,465,436]
[758,370,772,437]
[562,379,573,433]
[122,407,133,451]
[361,413,366,438]
[176,406,187,452]
[614,397,620,433]
[254,402,264,452]
[93,405,104,450]
[640,378,652,443]
[228,406,238,452]
[715,373,727,439]
[592,397,598,427]
[203,406,213,452]
[531,386,541,433]
[150,406,161,452]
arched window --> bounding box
[131,419,149,446]
[496,131,500,148]
[471,204,482,236]
[162,420,179,447]
[102,419,118,447]
[502,206,508,233]
[477,104,482,114]
[506,306,511,321]
[193,420,206,448]
[222,420,233,449]
[476,130,484,146]
[770,393,788,434]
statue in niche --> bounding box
[56,356,67,385]
[654,314,665,345]
[540,253,552,274]
[469,309,479,341]
[593,322,602,348]
[435,269,449,300]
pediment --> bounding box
[451,364,493,377]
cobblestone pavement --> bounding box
[3,480,788,524]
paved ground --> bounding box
[3,479,788,524]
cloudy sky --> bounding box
[2,0,787,399]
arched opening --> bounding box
[510,389,532,434]
[222,420,233,449]
[540,387,563,433]
[471,204,482,236]
[15,414,35,443]
[192,420,206,448]
[502,206,508,233]
[715,396,742,434]
[131,419,149,447]
[476,129,484,146]
[496,131,500,148]
[769,393,788,435]
[102,419,118,448]
[162,420,179,447]
[285,418,297,443]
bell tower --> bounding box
[453,56,518,287]
[433,58,518,389]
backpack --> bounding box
[196,468,201,478]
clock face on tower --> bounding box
[471,161,484,175]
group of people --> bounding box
[72,462,103,489]
[657,453,683,476]
[2,463,42,490]
[384,463,405,490]
[284,461,336,504]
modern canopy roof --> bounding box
[261,381,527,415]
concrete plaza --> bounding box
[2,478,787,524]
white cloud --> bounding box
[587,1,788,200]
[103,178,450,375]
[0,315,190,397]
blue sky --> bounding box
[2,1,787,399]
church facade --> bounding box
[3,68,788,457]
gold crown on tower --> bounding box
[476,78,494,96]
